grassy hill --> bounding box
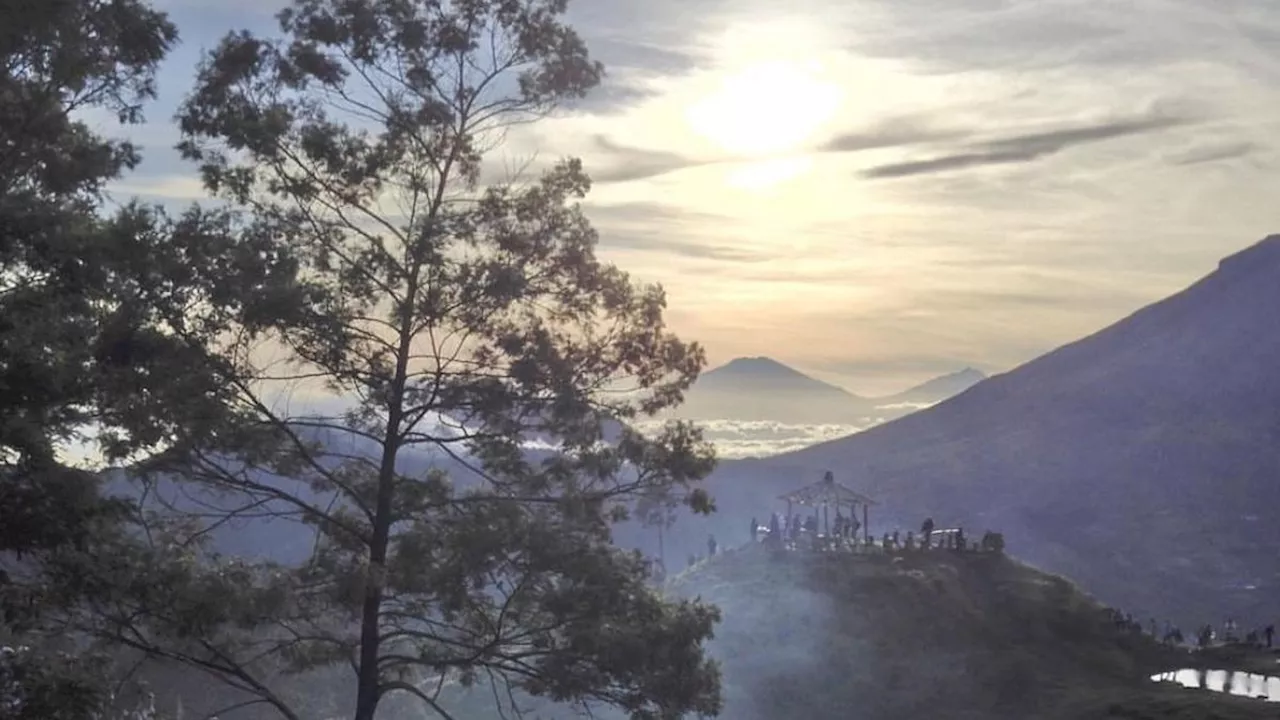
[665,544,1277,720]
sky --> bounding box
[106,0,1280,396]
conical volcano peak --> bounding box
[716,356,805,377]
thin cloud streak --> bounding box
[861,110,1193,179]
[1166,141,1257,166]
[589,135,712,184]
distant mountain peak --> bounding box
[877,367,988,405]
[681,357,867,422]
[716,356,808,377]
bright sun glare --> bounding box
[687,60,842,158]
[685,21,844,159]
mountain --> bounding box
[670,356,872,424]
[670,356,984,425]
[685,235,1280,629]
[874,366,988,407]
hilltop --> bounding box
[702,235,1280,627]
[666,545,1275,720]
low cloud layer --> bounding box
[636,418,883,459]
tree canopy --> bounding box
[8,1,726,719]
[0,1,191,717]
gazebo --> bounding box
[778,470,876,543]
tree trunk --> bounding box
[354,284,418,720]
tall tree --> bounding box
[0,1,199,718]
[74,1,724,719]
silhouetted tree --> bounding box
[0,1,201,717]
[63,1,723,719]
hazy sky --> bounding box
[108,0,1280,395]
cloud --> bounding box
[818,119,967,154]
[1165,141,1257,166]
[861,110,1193,179]
[587,201,769,263]
[634,418,877,459]
[589,135,711,184]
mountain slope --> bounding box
[701,235,1280,628]
[875,366,988,406]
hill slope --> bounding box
[702,235,1280,627]
[667,546,1274,720]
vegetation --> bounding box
[667,546,1276,720]
[3,0,721,718]
[0,0,191,716]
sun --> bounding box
[686,58,844,158]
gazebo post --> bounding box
[863,502,869,544]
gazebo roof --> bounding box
[779,470,876,507]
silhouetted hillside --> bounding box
[663,545,1273,720]
[693,235,1280,629]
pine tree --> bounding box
[69,1,724,718]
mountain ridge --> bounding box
[696,234,1280,628]
[672,356,987,425]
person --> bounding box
[921,517,935,548]
[707,534,718,557]
[1265,624,1274,648]
[750,516,758,543]
[769,512,781,545]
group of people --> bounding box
[644,511,1010,586]
[1106,607,1277,650]
[1193,618,1276,650]
[750,511,863,547]
[747,512,1007,555]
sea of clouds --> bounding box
[636,402,936,459]
[635,417,871,459]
